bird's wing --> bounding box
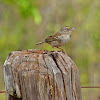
[45,33,62,43]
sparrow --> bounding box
[36,26,75,51]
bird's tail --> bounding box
[36,41,45,45]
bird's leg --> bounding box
[56,47,63,51]
[52,47,58,52]
[56,47,65,53]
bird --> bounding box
[36,26,75,51]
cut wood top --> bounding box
[4,49,82,100]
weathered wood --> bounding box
[4,49,82,100]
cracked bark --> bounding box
[4,49,82,100]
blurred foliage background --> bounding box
[0,0,100,100]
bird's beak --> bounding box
[71,28,75,31]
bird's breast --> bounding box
[48,33,71,47]
[60,34,71,43]
[52,34,71,47]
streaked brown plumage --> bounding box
[36,26,75,51]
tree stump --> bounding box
[4,49,82,100]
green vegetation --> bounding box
[0,0,100,99]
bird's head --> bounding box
[60,26,75,33]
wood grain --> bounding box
[4,49,82,100]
